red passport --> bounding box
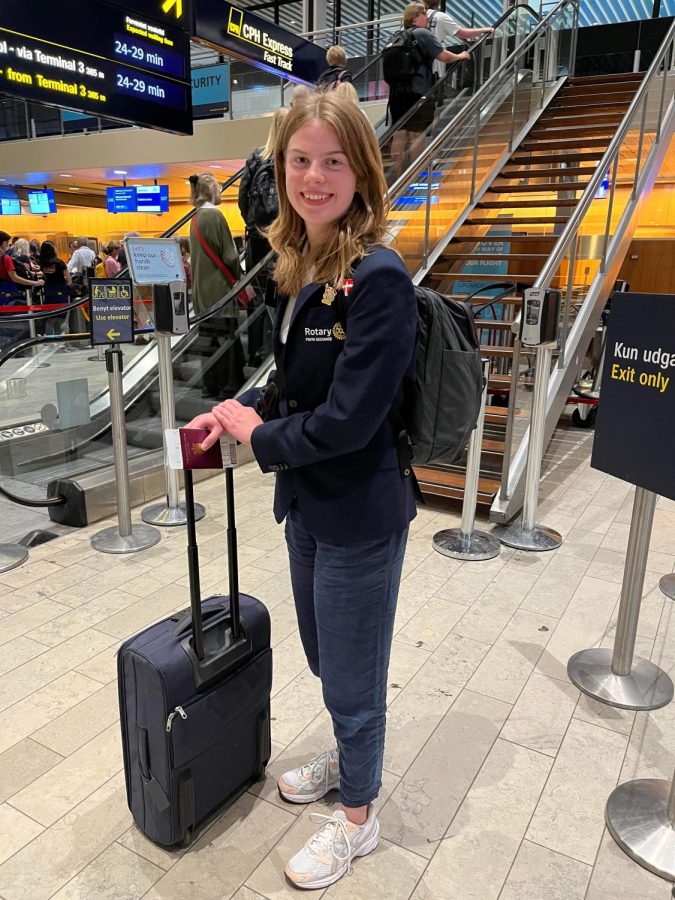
[179,428,223,469]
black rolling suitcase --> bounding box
[117,467,272,847]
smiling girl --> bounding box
[189,92,417,889]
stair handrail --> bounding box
[531,17,675,295]
[388,0,579,200]
[499,19,675,508]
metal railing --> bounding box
[494,16,675,522]
[384,0,577,277]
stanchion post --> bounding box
[91,347,161,554]
[493,344,562,550]
[0,544,29,574]
[660,573,675,600]
[567,487,673,710]
[141,331,205,527]
[432,359,501,561]
[605,765,675,882]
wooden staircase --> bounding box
[415,71,643,508]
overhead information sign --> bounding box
[591,292,675,502]
[90,279,134,346]
[125,237,185,284]
[194,1,326,85]
[0,0,192,134]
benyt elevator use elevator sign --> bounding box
[591,292,675,501]
[0,0,192,134]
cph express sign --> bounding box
[193,1,325,85]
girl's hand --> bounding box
[186,413,224,451]
[212,400,263,447]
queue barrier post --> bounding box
[141,331,205,527]
[605,764,675,883]
[432,359,501,561]
[91,347,161,554]
[660,573,675,601]
[492,344,562,552]
[567,487,674,710]
[0,544,28,574]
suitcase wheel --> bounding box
[176,826,194,849]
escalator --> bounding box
[9,0,668,530]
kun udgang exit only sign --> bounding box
[90,278,134,346]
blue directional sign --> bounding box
[90,279,134,346]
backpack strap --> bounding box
[333,265,422,500]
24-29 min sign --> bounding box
[0,0,192,134]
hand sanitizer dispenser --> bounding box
[520,288,561,347]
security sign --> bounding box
[90,279,134,346]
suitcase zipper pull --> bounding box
[166,706,188,732]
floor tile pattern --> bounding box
[0,440,674,898]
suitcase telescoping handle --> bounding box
[183,468,241,663]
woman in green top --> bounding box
[188,172,245,399]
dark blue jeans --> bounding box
[285,507,408,808]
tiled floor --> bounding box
[1,440,675,899]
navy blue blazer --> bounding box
[246,246,418,544]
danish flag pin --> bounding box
[342,278,354,296]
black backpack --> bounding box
[382,28,421,89]
[336,285,483,466]
[316,66,352,90]
[243,156,278,230]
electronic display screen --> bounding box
[106,186,137,213]
[136,185,169,213]
[0,0,192,135]
[27,190,57,214]
[0,198,21,215]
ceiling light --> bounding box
[114,169,128,175]
[209,164,222,169]
[59,173,72,178]
[0,178,6,182]
[69,186,80,191]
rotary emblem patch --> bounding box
[332,322,346,341]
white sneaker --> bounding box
[285,807,380,889]
[277,748,340,804]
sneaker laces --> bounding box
[307,812,353,875]
[302,750,335,791]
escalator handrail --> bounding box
[388,0,579,199]
[533,15,675,293]
[379,3,542,146]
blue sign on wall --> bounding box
[191,63,230,115]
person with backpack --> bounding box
[425,0,494,81]
[316,45,353,90]
[238,106,288,368]
[188,91,418,888]
[385,3,470,169]
[189,172,246,398]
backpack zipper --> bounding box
[166,706,188,732]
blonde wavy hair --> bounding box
[268,92,388,296]
[262,106,289,160]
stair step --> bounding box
[474,320,516,330]
[441,252,549,261]
[530,124,621,138]
[568,72,643,85]
[429,272,551,285]
[465,215,570,225]
[478,199,578,209]
[488,181,589,193]
[452,234,558,243]
[499,166,596,179]
[482,439,506,454]
[538,110,627,126]
[413,467,501,504]
[520,137,610,151]
[480,346,514,358]
[553,97,632,111]
[510,151,605,164]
